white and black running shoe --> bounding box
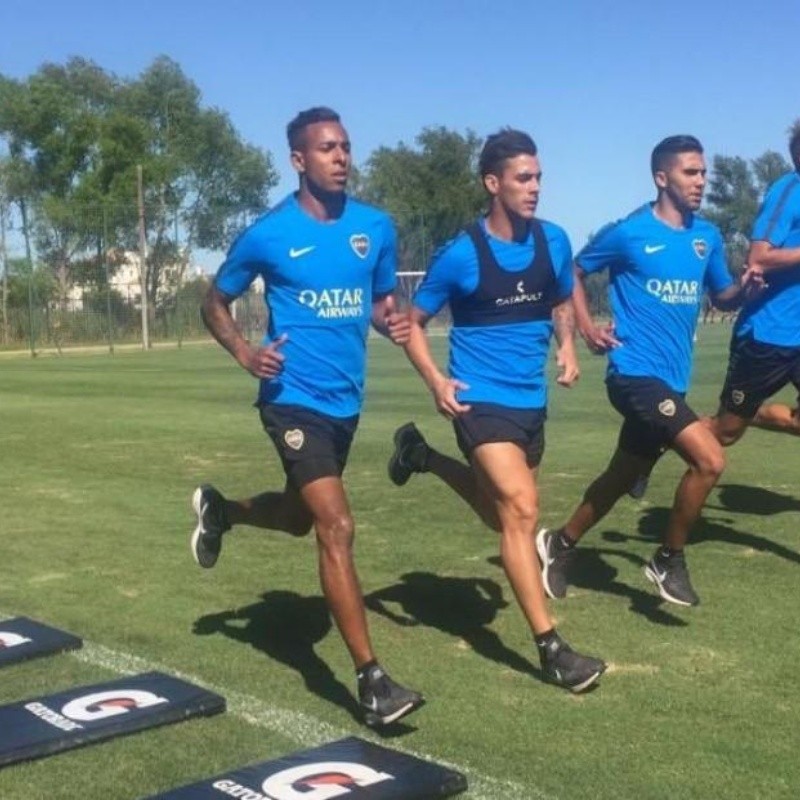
[190,484,229,569]
[644,549,700,607]
[387,422,429,487]
[539,634,606,693]
[358,663,425,727]
[536,528,575,600]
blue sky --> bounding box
[2,0,798,270]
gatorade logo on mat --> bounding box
[264,761,393,799]
[61,689,168,722]
[0,632,33,649]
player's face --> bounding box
[655,151,707,213]
[291,121,351,194]
[484,154,541,220]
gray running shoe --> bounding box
[536,528,576,600]
[628,474,650,499]
[539,634,606,693]
[190,485,229,569]
[358,664,425,727]
[644,549,700,606]
[387,422,429,487]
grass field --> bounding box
[0,325,798,799]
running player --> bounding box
[536,135,757,608]
[191,107,423,727]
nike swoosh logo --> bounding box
[289,246,316,258]
[644,245,666,254]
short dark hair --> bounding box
[479,128,538,178]
[650,135,704,174]
[789,120,800,171]
[286,106,341,150]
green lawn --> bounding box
[0,325,798,799]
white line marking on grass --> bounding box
[70,639,552,800]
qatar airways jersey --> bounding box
[214,193,397,417]
[577,203,732,392]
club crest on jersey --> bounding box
[284,429,305,451]
[350,234,370,259]
[692,239,707,259]
[731,389,745,406]
[658,399,676,417]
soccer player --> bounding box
[535,135,755,608]
[191,107,423,727]
[388,129,606,693]
[711,122,800,443]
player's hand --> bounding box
[741,264,766,297]
[385,310,411,345]
[240,333,288,378]
[556,346,580,387]
[580,322,620,354]
[431,376,471,420]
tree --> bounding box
[359,126,485,270]
[0,56,278,319]
[704,149,791,272]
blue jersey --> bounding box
[735,171,800,347]
[578,204,732,393]
[214,193,397,417]
[413,217,573,409]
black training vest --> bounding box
[450,220,558,327]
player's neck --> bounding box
[484,209,530,243]
[652,198,691,230]
[296,185,346,222]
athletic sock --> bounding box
[534,629,558,650]
[356,659,379,683]
[659,546,682,560]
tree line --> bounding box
[1,56,796,328]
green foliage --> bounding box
[359,127,486,270]
[0,56,278,309]
[704,149,791,272]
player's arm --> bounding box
[371,292,410,345]
[201,285,287,379]
[404,307,471,419]
[747,239,800,272]
[552,296,579,387]
[573,263,620,354]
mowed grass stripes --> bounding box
[0,325,798,799]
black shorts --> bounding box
[606,374,698,461]
[719,335,800,419]
[259,403,359,489]
[452,402,546,468]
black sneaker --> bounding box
[358,664,425,727]
[190,485,229,569]
[644,549,700,607]
[387,422,429,487]
[539,634,606,693]
[628,474,650,499]
[536,528,575,600]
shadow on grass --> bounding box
[192,590,373,728]
[365,571,541,679]
[710,483,800,517]
[632,505,800,565]
[488,550,686,627]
